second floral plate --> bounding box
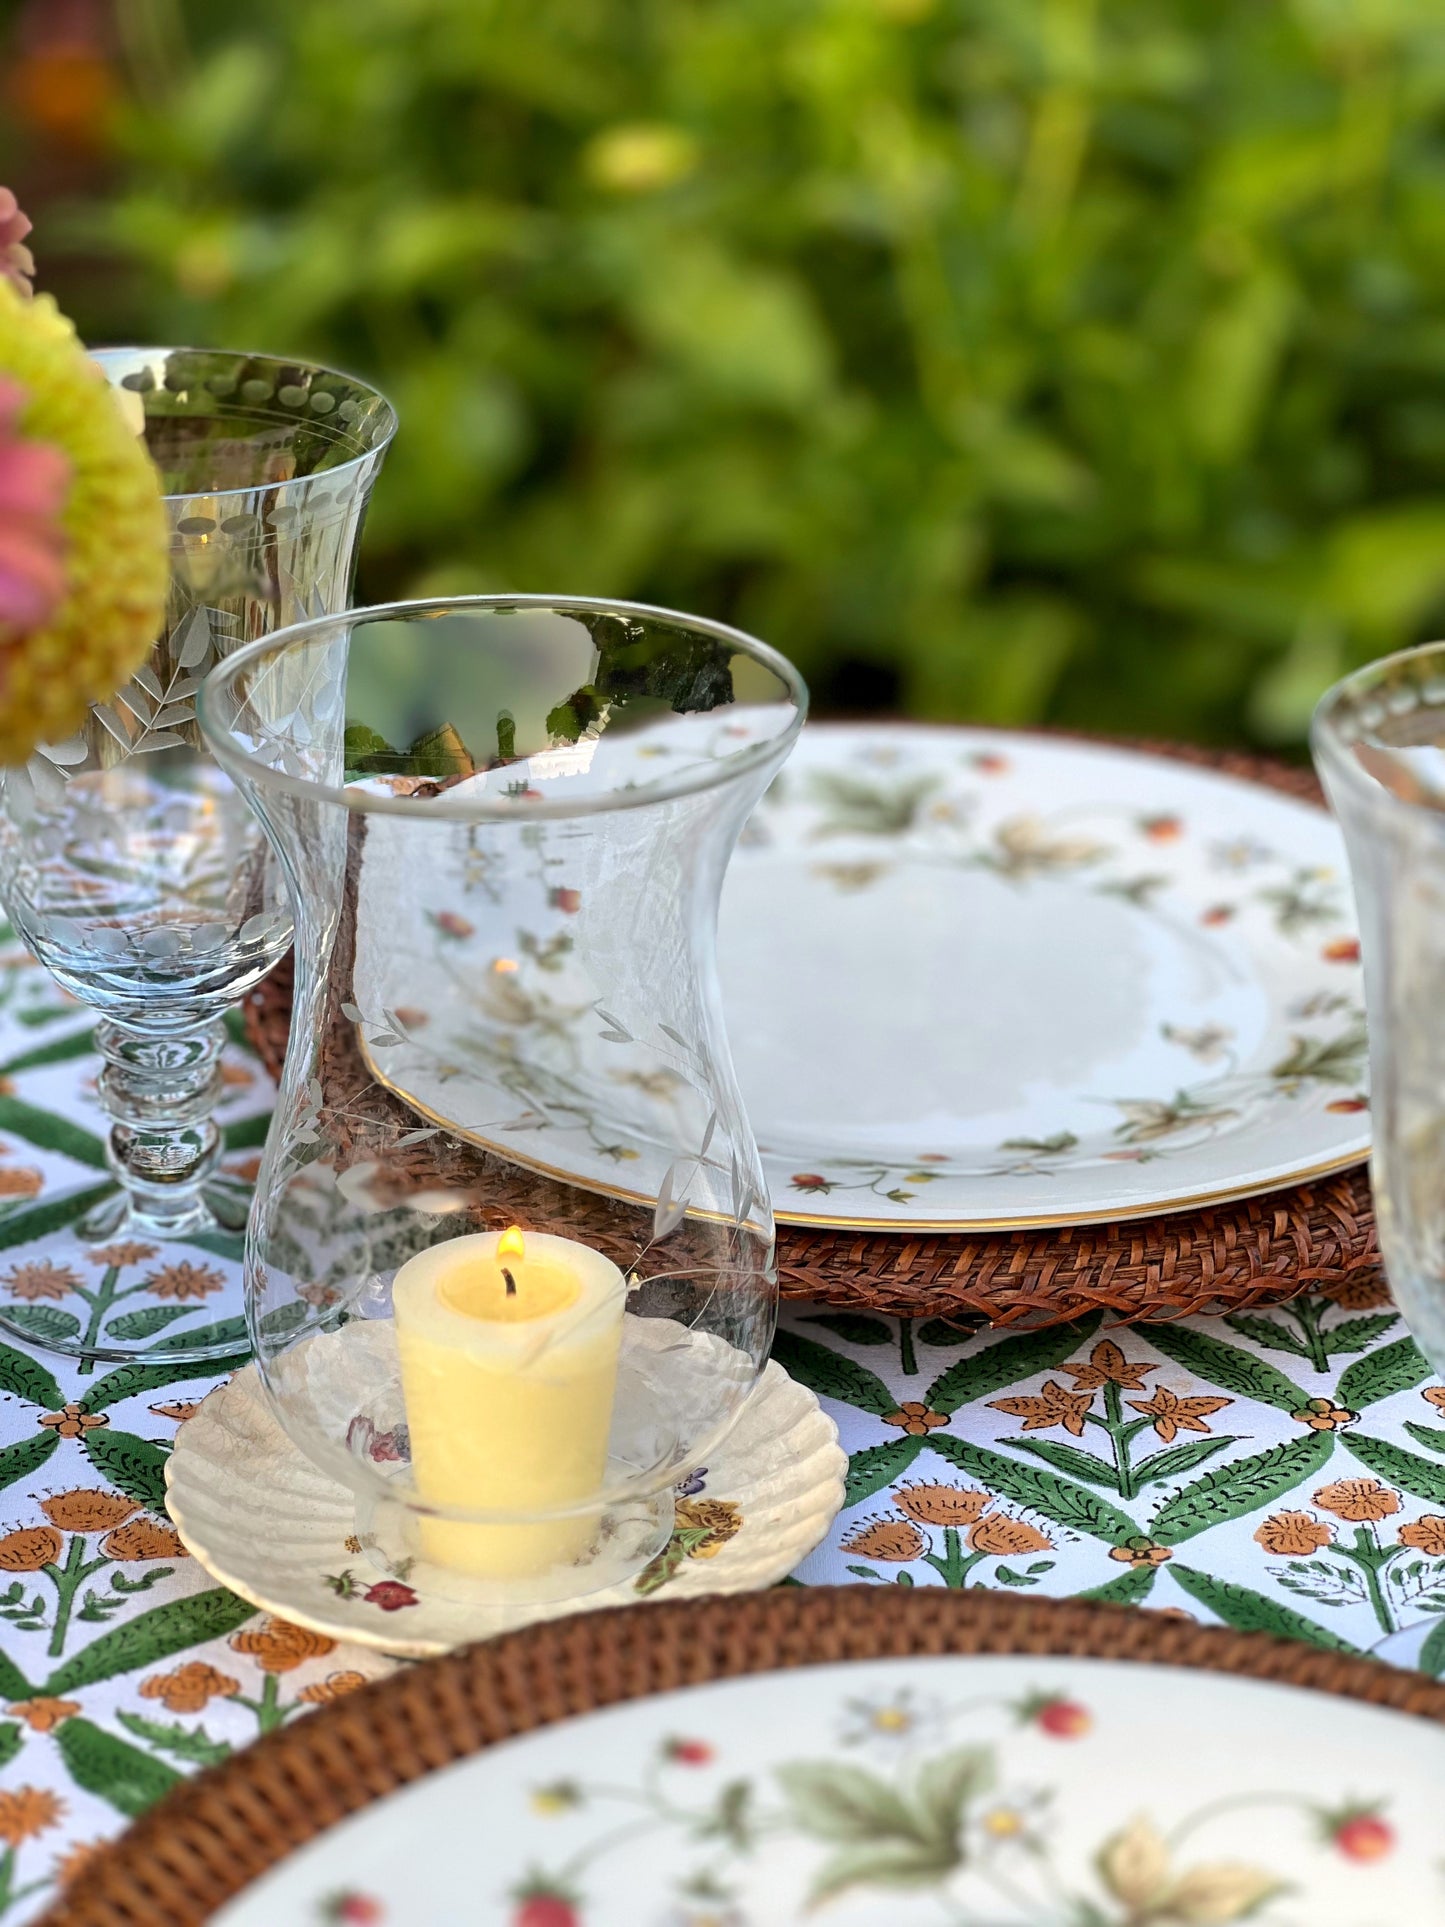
[208,1619,1440,1925]
[357,725,1368,1232]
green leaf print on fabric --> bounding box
[769,1332,900,1419]
[929,1435,1136,1543]
[0,1648,34,1703]
[0,1028,98,1075]
[802,1314,893,1346]
[1076,1564,1159,1606]
[1321,1315,1400,1357]
[1002,1437,1121,1487]
[0,1306,81,1348]
[0,1429,58,1497]
[0,1342,61,1410]
[1168,1565,1362,1651]
[1403,1421,1445,1457]
[80,1348,249,1415]
[1343,1433,1445,1506]
[922,1315,1103,1415]
[1420,1619,1445,1680]
[116,1711,232,1768]
[0,1183,116,1252]
[1150,1432,1335,1545]
[43,1588,257,1696]
[1141,1324,1311,1413]
[844,1437,924,1508]
[54,1716,182,1817]
[102,1306,192,1342]
[81,1430,169,1513]
[1337,1337,1431,1410]
[0,1099,107,1169]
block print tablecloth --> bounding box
[0,942,1440,1921]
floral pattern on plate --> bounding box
[209,1653,1445,1925]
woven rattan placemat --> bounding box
[57,1587,1445,1926]
[242,738,1382,1325]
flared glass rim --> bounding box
[199,594,810,823]
[91,345,399,504]
[1311,638,1445,812]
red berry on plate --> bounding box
[1332,1813,1394,1861]
[664,1736,713,1765]
[514,1897,578,1927]
[1035,1697,1091,1739]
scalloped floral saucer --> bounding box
[166,1334,845,1658]
[214,1651,1443,1925]
[354,726,1367,1234]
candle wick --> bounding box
[502,1267,517,1297]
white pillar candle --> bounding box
[392,1226,626,1577]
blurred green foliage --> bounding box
[43,0,1445,734]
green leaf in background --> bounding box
[81,1429,170,1512]
[1167,1565,1360,1652]
[843,1437,923,1509]
[104,1306,193,1342]
[929,1435,1136,1544]
[0,1340,62,1409]
[1150,1432,1334,1545]
[1141,1324,1310,1413]
[0,1097,106,1168]
[1420,1619,1445,1680]
[0,1182,116,1252]
[1336,1336,1431,1410]
[44,1588,257,1695]
[768,1331,899,1419]
[0,1429,59,1497]
[54,1717,182,1818]
[1343,1433,1445,1505]
[0,1305,82,1347]
[116,1711,233,1768]
[1076,1564,1159,1607]
[67,0,1445,745]
[923,1315,1103,1415]
[802,1314,893,1346]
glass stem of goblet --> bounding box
[84,1017,226,1238]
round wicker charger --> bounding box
[241,738,1383,1326]
[55,1587,1445,1926]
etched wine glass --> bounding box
[0,349,394,1363]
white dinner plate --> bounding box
[354,726,1367,1233]
[215,1647,1443,1924]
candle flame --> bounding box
[498,1225,526,1263]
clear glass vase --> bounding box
[200,597,805,1607]
[0,349,394,1363]
[1313,641,1445,1375]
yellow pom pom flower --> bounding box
[0,277,168,765]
